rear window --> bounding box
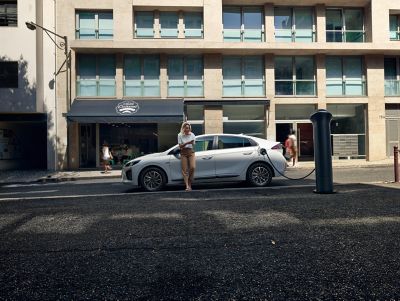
[217,136,254,149]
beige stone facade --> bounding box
[54,0,400,169]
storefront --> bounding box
[66,99,183,168]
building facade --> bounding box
[0,0,57,170]
[53,0,399,170]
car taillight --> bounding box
[271,143,282,150]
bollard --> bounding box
[310,109,334,194]
[395,146,399,183]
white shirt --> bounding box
[178,132,196,149]
[102,146,111,160]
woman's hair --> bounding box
[180,122,191,134]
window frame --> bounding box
[223,6,265,42]
[326,56,366,97]
[75,11,114,40]
[222,56,266,97]
[274,56,316,97]
[274,6,316,43]
[167,55,204,97]
[326,7,365,43]
[76,54,116,97]
[390,15,400,41]
[0,1,17,27]
[123,55,160,97]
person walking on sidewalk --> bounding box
[101,141,113,173]
[178,122,196,191]
[288,130,298,167]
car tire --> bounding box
[247,162,273,187]
[140,167,167,192]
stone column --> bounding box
[154,10,161,39]
[160,54,168,98]
[315,4,326,43]
[316,54,326,110]
[264,3,274,43]
[114,0,132,40]
[265,54,275,140]
[204,106,223,134]
[68,122,79,169]
[366,54,386,161]
[203,0,223,42]
[204,53,222,99]
[115,53,124,99]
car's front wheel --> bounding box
[247,163,273,187]
[140,167,167,192]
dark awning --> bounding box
[66,99,184,123]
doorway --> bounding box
[276,122,314,161]
[79,124,96,168]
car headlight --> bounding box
[124,160,140,167]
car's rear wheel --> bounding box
[247,163,273,187]
[140,167,166,192]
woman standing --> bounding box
[178,122,196,191]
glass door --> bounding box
[80,124,96,168]
[297,123,314,159]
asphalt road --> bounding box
[0,167,399,299]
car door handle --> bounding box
[202,157,213,160]
[243,152,253,155]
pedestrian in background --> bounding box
[289,130,298,167]
[178,122,196,191]
[101,141,113,173]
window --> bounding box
[0,1,17,27]
[194,136,214,152]
[217,136,253,149]
[76,55,115,96]
[223,6,264,42]
[168,56,203,97]
[223,56,265,97]
[160,12,178,38]
[390,15,400,41]
[124,55,160,97]
[385,57,400,96]
[275,56,315,96]
[223,105,266,138]
[326,8,364,42]
[326,56,366,96]
[76,11,113,40]
[0,61,18,88]
[135,11,154,38]
[184,12,203,38]
[274,7,315,42]
[185,105,204,135]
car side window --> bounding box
[194,136,214,152]
[217,136,252,149]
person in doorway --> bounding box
[284,134,293,166]
[288,130,298,166]
[101,141,113,173]
[178,122,196,191]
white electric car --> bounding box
[122,134,287,191]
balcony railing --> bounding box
[385,80,400,96]
[77,79,116,96]
[223,28,264,42]
[124,79,160,97]
[168,79,204,97]
[223,79,265,97]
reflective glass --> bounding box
[243,7,262,29]
[295,56,314,80]
[98,13,113,39]
[345,9,363,31]
[275,57,292,80]
[274,8,292,29]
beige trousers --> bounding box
[180,148,196,185]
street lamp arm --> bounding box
[25,21,67,42]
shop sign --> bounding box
[116,101,140,115]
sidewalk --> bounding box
[0,158,394,185]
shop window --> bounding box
[275,56,316,96]
[160,12,178,38]
[0,1,17,27]
[223,6,264,42]
[390,15,400,41]
[0,61,18,88]
[124,55,160,97]
[76,54,115,97]
[275,7,315,42]
[384,57,400,96]
[326,56,366,96]
[135,11,154,38]
[76,11,113,40]
[184,12,203,38]
[326,8,365,42]
[328,104,366,158]
[222,104,265,138]
[168,56,203,97]
[223,56,265,97]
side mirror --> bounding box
[260,148,267,156]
